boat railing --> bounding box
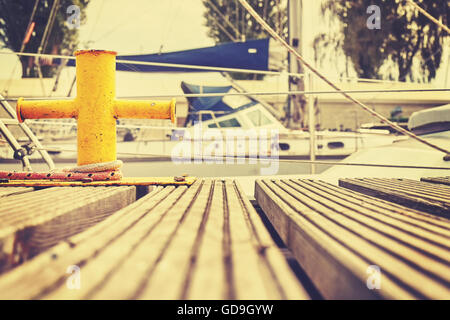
[0,93,55,170]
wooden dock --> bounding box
[0,180,308,300]
[255,178,450,299]
[0,177,449,299]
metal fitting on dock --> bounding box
[16,49,176,166]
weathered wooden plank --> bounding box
[0,185,166,299]
[0,187,34,198]
[308,181,449,237]
[339,178,450,217]
[255,179,450,299]
[184,180,227,299]
[363,178,449,200]
[421,176,450,187]
[0,186,136,272]
[225,180,306,299]
[47,185,185,300]
[0,180,309,300]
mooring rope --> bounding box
[0,160,123,182]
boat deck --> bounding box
[0,177,449,299]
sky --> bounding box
[77,0,215,54]
[0,0,448,87]
[0,0,216,80]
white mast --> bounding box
[288,0,316,172]
[288,0,304,129]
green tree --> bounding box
[202,0,287,79]
[0,0,90,78]
[315,0,449,82]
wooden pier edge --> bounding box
[0,186,136,273]
[421,176,450,186]
[254,178,450,300]
[339,178,450,217]
[254,179,381,299]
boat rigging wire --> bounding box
[1,2,449,172]
[2,0,41,96]
[236,0,450,155]
[31,147,450,171]
[0,88,448,102]
[0,51,301,77]
[406,0,450,34]
[35,0,60,97]
[16,119,409,137]
[0,50,433,85]
[206,0,242,40]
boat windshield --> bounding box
[208,117,242,128]
[246,109,273,126]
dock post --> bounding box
[16,50,176,166]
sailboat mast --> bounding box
[287,0,306,129]
[288,0,316,172]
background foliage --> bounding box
[0,0,90,78]
[315,0,449,82]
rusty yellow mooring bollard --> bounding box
[16,50,176,166]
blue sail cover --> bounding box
[181,81,258,125]
[66,39,270,72]
[181,82,232,111]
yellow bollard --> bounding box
[17,50,176,166]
